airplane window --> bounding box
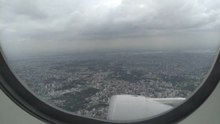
[0,0,220,123]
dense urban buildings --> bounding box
[9,50,215,119]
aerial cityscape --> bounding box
[9,50,216,119]
[1,0,220,121]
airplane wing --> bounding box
[107,95,185,121]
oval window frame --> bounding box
[0,48,220,124]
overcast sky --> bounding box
[1,0,220,57]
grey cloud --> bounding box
[12,1,47,20]
[0,0,47,21]
[53,0,220,40]
[1,0,220,57]
[22,0,220,40]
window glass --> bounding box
[0,0,220,121]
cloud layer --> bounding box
[1,0,220,57]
